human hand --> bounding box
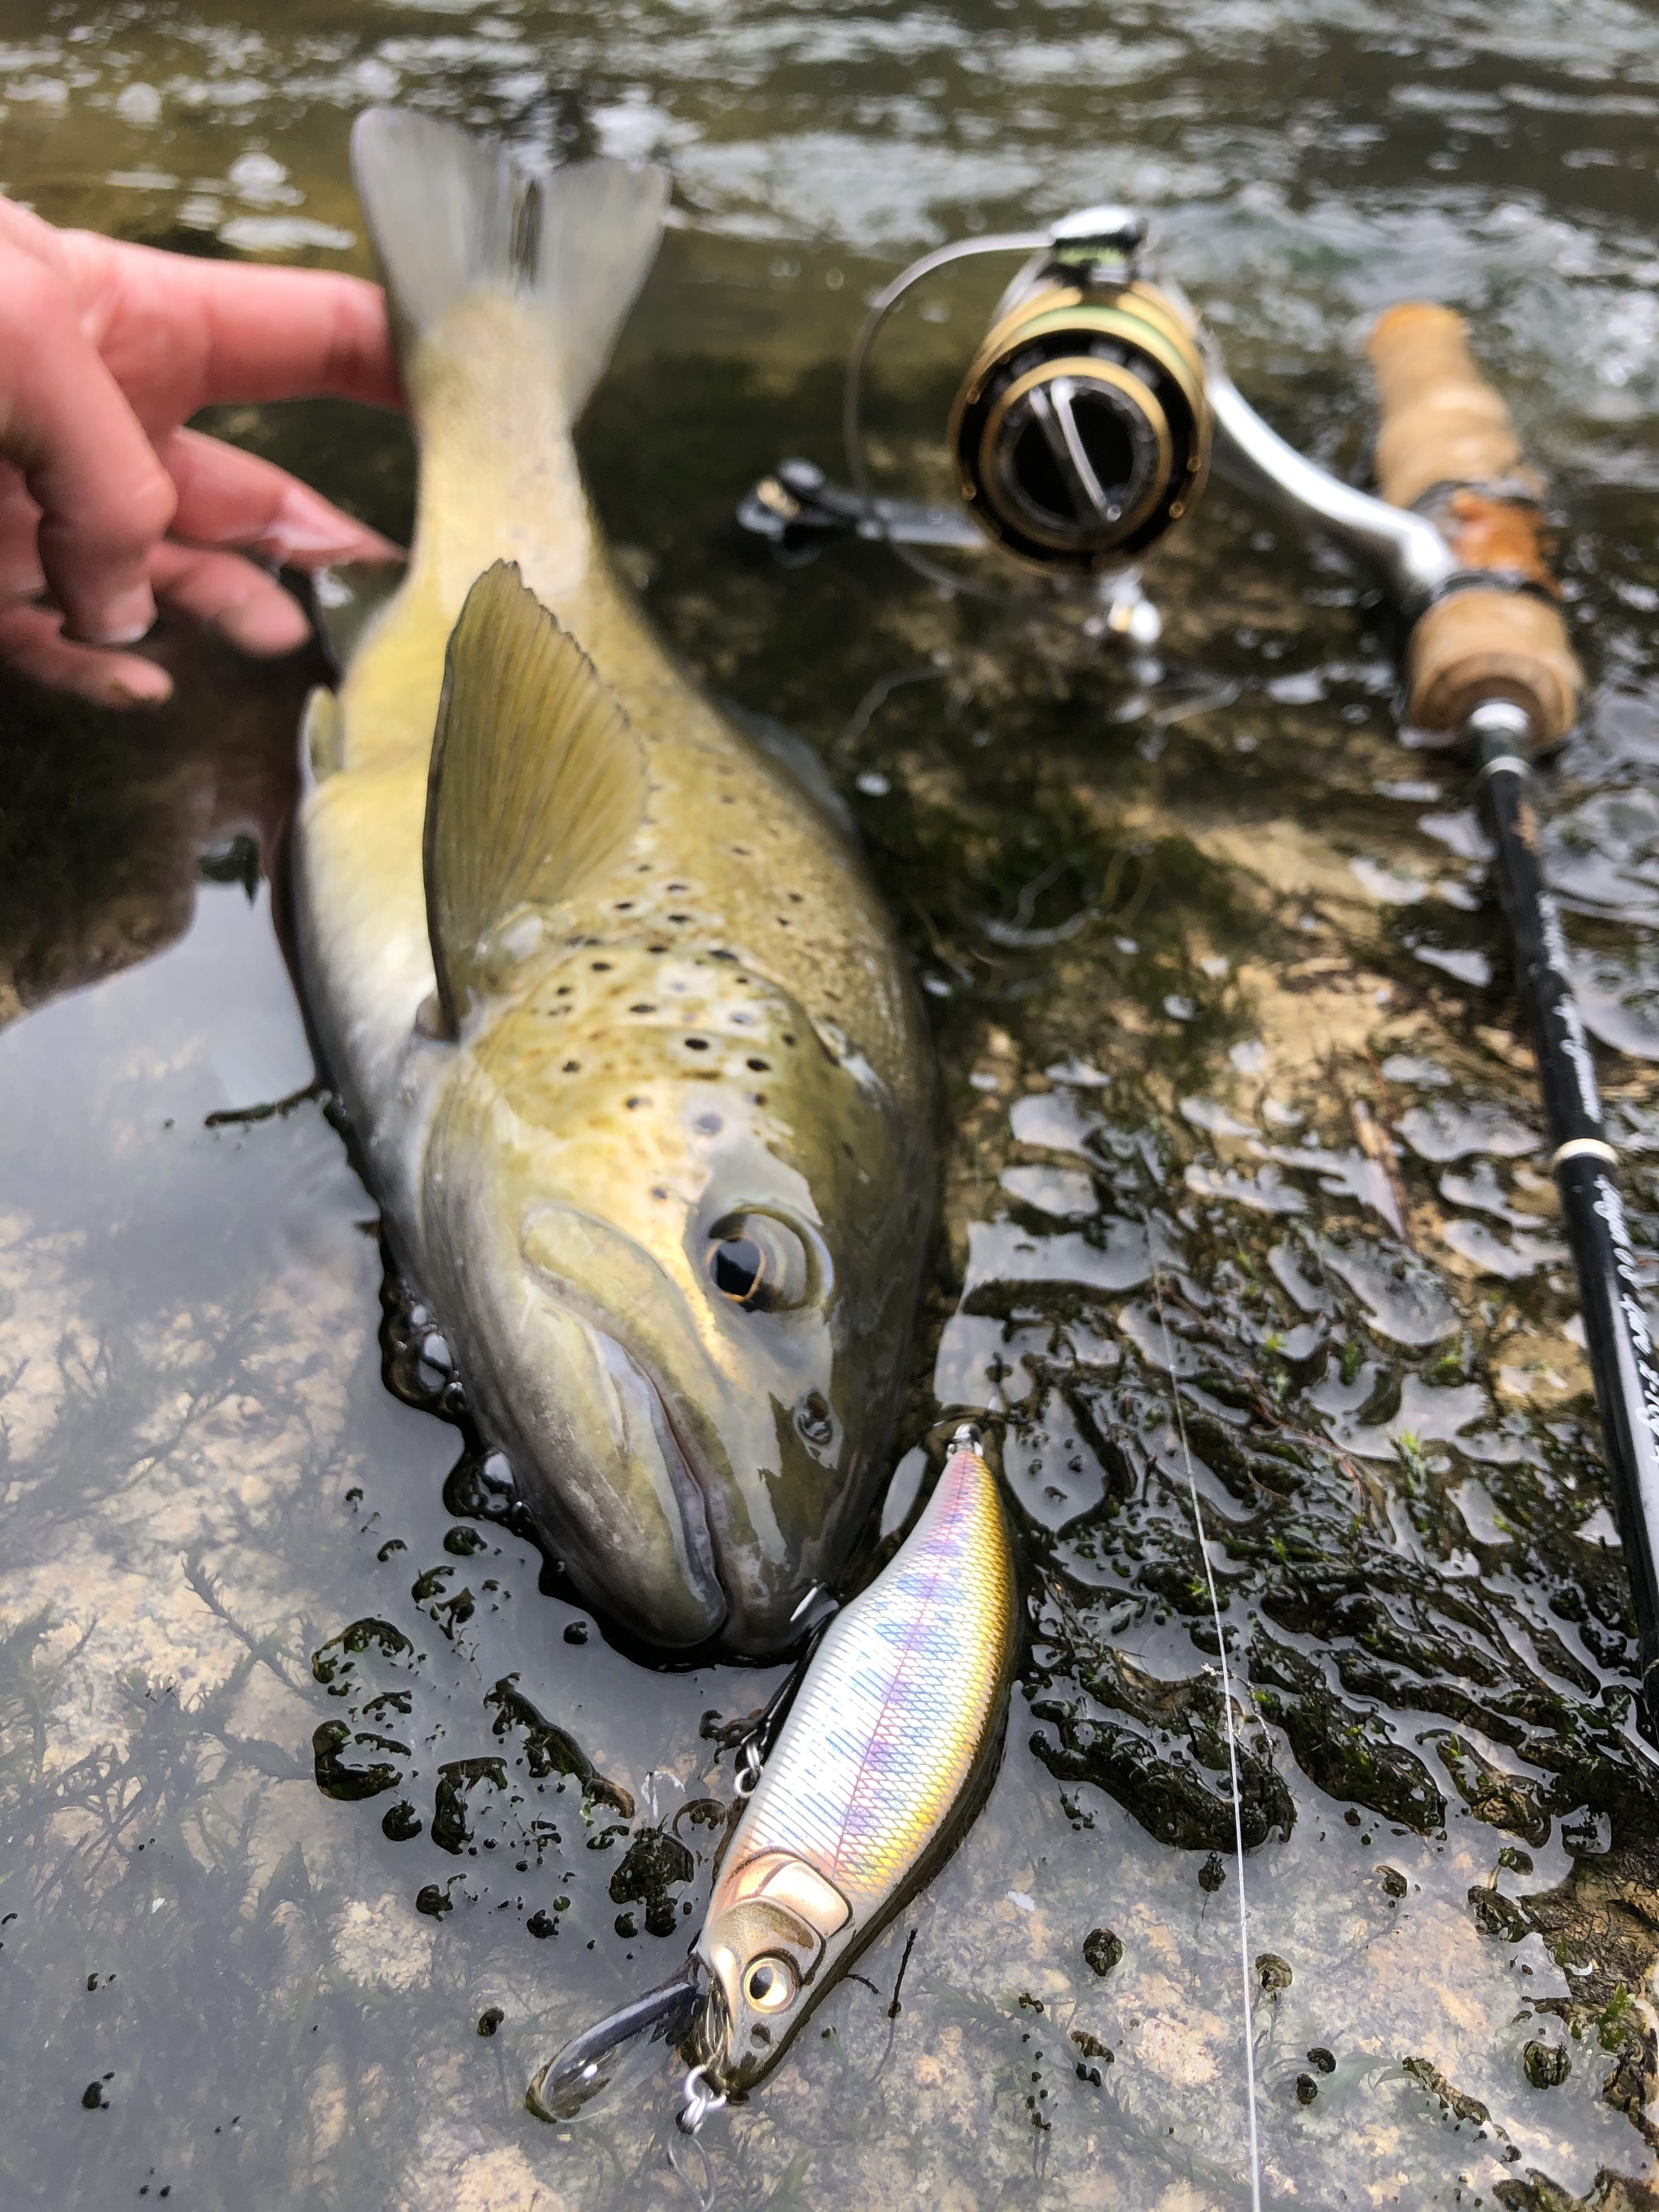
[0,196,403,707]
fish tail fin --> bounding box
[350,105,669,417]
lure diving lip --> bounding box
[524,1963,701,2123]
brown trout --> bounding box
[293,109,934,1655]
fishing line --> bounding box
[1148,1244,1264,2212]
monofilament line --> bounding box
[1151,1272,1263,2212]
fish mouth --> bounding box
[588,1323,729,1640]
[518,1203,822,1654]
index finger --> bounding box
[107,239,406,414]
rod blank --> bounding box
[1470,703,1659,1723]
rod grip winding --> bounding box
[1365,302,1581,746]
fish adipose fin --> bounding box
[350,105,670,416]
[424,562,647,1035]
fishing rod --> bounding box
[741,208,1659,1739]
[1361,306,1659,1728]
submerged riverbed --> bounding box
[5,3,1659,2207]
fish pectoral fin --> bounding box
[423,561,647,1035]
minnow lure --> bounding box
[527,1427,1018,2121]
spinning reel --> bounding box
[741,201,1460,637]
[944,208,1209,573]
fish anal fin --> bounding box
[424,561,646,1035]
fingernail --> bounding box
[107,662,173,707]
[266,489,402,565]
[217,591,310,658]
[88,586,157,647]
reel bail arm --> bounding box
[1206,370,1455,613]
[1365,307,1659,1729]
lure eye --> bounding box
[706,1214,810,1312]
[744,1956,798,2013]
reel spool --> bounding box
[843,204,1212,595]
[947,210,1211,574]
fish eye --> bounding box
[706,1214,810,1312]
[744,1956,798,2012]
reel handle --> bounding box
[1365,302,1582,747]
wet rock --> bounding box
[1403,2054,1492,2129]
[309,1616,413,1692]
[1251,1638,1445,1833]
[483,1676,634,1815]
[607,1827,695,1939]
[1469,1886,1536,1942]
[312,1719,404,1803]
[1438,1733,1554,1848]
[1525,2039,1571,2089]
[1082,1927,1123,1977]
[430,1758,508,1854]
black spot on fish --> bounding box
[591,961,611,972]
[648,944,668,954]
[667,882,687,892]
[782,1033,795,1046]
[746,1058,769,1073]
[685,1038,708,1052]
[731,845,749,856]
[696,1114,722,1135]
[630,1003,655,1014]
[556,984,573,996]
[614,901,633,911]
[712,949,737,962]
[668,914,690,924]
[788,891,803,903]
[562,1060,579,1074]
[626,1097,647,1110]
[651,1186,667,1200]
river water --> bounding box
[5,3,1659,2208]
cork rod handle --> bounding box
[1367,302,1525,511]
[1365,302,1581,745]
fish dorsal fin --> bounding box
[424,561,646,1035]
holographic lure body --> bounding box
[693,1432,1019,2094]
